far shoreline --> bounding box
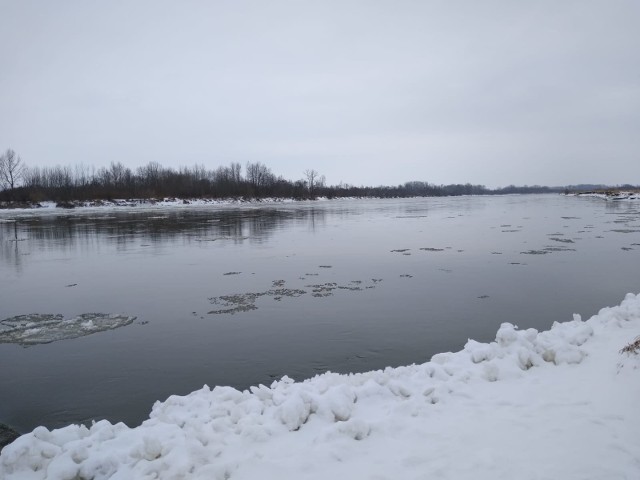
[0,192,560,212]
[1,190,638,213]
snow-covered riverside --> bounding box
[572,190,640,201]
[2,294,639,480]
[1,191,639,218]
[0,197,325,216]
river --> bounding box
[1,194,638,432]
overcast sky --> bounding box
[1,1,638,188]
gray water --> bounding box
[1,195,639,433]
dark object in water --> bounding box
[0,423,20,451]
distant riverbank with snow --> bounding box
[571,190,640,201]
[0,197,316,213]
[1,190,639,214]
[1,293,639,479]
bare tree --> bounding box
[74,164,90,188]
[304,169,320,198]
[108,161,131,188]
[230,162,242,184]
[246,162,274,190]
[0,149,25,191]
[23,166,42,188]
[137,161,163,189]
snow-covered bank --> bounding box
[571,190,640,201]
[0,197,336,215]
[2,295,640,480]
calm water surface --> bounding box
[1,195,639,432]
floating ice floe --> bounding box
[0,313,136,346]
[207,276,387,315]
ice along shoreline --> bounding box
[1,190,638,215]
[1,293,639,479]
[0,196,332,214]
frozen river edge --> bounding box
[0,189,638,215]
[1,294,639,480]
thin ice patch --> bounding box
[548,237,575,243]
[208,289,307,314]
[0,313,136,346]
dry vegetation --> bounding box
[620,336,640,355]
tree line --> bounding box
[0,148,563,204]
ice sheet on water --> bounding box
[0,313,136,346]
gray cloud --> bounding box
[1,0,638,188]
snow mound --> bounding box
[0,313,136,346]
[2,294,640,479]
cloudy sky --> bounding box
[1,1,638,188]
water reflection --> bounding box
[0,221,24,273]
[0,207,329,271]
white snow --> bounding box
[2,294,640,479]
[1,193,638,217]
[572,191,640,201]
[0,197,335,217]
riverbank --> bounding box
[570,190,640,201]
[2,190,638,213]
[0,197,313,212]
[1,293,639,479]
